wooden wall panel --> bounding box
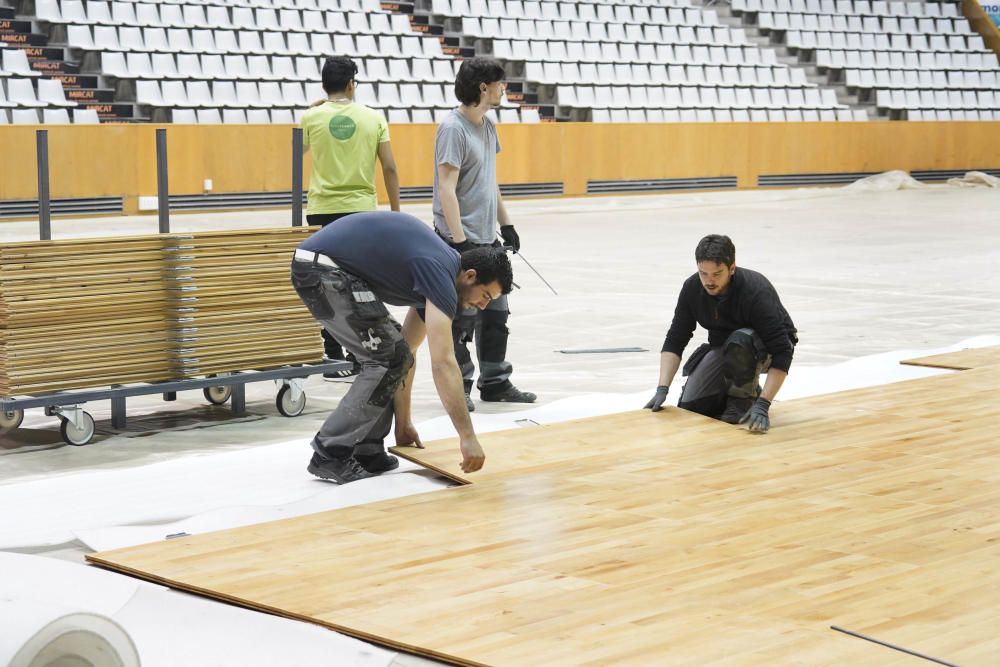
[0,125,144,201]
[965,0,1000,55]
[2,122,999,209]
[382,123,436,188]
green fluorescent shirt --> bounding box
[301,101,389,214]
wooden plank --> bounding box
[88,367,1000,665]
[900,345,1000,371]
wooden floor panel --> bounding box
[900,345,1000,370]
[88,367,1000,665]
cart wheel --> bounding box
[276,384,306,417]
[0,408,24,434]
[203,386,233,405]
[60,411,96,446]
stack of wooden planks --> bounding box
[0,236,180,395]
[0,228,322,396]
[166,228,321,378]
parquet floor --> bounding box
[89,363,1000,665]
[900,345,1000,371]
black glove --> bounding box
[449,238,476,254]
[738,397,771,433]
[643,385,669,412]
[500,225,520,253]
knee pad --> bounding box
[477,310,509,362]
[368,340,414,408]
[479,309,509,328]
[722,329,763,385]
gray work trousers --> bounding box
[678,329,771,420]
[290,258,413,460]
[453,294,514,393]
[440,233,515,394]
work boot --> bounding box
[355,451,400,474]
[480,383,537,403]
[720,396,754,424]
[307,452,377,484]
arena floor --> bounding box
[2,183,999,665]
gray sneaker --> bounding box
[465,393,476,412]
[307,452,377,484]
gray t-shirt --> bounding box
[432,109,501,245]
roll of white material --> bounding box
[0,598,140,667]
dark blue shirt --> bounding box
[299,211,461,317]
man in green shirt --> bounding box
[301,56,401,376]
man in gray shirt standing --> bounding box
[432,57,536,411]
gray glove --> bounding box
[739,397,771,433]
[643,385,669,412]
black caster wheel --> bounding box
[276,384,306,417]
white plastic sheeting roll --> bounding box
[0,598,140,667]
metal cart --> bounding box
[0,360,350,446]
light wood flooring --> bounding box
[900,345,1000,371]
[88,354,1000,665]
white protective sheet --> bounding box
[0,598,139,667]
[1,337,997,552]
[0,552,394,667]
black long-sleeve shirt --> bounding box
[662,268,798,372]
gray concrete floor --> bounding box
[2,185,998,666]
[3,186,999,483]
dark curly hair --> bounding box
[454,57,505,106]
[460,246,513,294]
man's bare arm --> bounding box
[759,367,787,402]
[377,141,401,212]
[658,351,681,388]
[437,163,466,244]
[425,300,485,472]
[496,184,512,228]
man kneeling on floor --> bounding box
[291,211,513,482]
[644,234,798,433]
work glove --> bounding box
[643,385,669,412]
[738,397,771,433]
[500,225,520,253]
[449,238,477,254]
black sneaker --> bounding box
[355,451,400,474]
[324,366,360,380]
[480,384,537,403]
[323,359,361,380]
[307,452,377,484]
